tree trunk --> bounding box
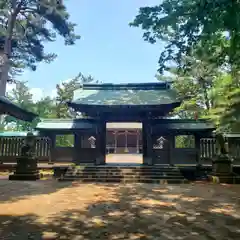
[0,48,10,96]
[0,0,19,96]
[199,77,210,110]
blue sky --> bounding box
[17,0,163,99]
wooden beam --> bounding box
[142,121,153,165]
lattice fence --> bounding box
[0,137,51,162]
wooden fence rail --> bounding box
[0,136,239,164]
[0,137,51,163]
[200,138,240,165]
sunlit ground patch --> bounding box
[152,188,169,193]
[0,183,240,239]
[181,196,203,202]
[209,203,236,215]
[161,194,181,200]
[136,199,177,207]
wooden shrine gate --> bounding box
[0,135,239,165]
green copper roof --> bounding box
[107,120,214,130]
[155,122,214,130]
[0,131,39,137]
[71,83,179,106]
[35,119,214,131]
[152,120,215,131]
[36,119,96,130]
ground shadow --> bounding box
[0,183,240,239]
[0,179,72,203]
[0,214,43,239]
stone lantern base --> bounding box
[208,154,239,184]
[212,155,232,174]
[9,156,40,180]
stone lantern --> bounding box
[9,132,40,180]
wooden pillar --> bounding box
[124,130,128,153]
[49,133,56,164]
[142,124,147,164]
[114,131,117,153]
[195,134,201,164]
[142,121,153,165]
[136,130,139,153]
[73,132,81,164]
[169,134,174,165]
[96,122,106,165]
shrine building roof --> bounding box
[0,131,39,137]
[35,119,214,132]
[35,119,96,130]
[70,82,179,106]
[0,96,37,122]
[108,120,215,131]
[67,82,181,119]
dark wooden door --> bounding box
[152,136,170,165]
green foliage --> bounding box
[2,72,99,135]
[175,135,195,149]
[55,134,74,147]
[156,56,216,119]
[55,72,98,118]
[0,0,80,74]
[133,0,240,132]
[34,96,56,118]
[209,74,240,132]
[5,81,35,131]
[54,73,99,146]
[4,81,56,130]
[130,0,240,73]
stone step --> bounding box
[67,169,180,174]
[66,171,180,174]
[68,166,180,171]
[64,174,184,179]
[65,170,183,176]
[63,175,184,179]
[62,166,187,184]
[66,169,183,174]
[59,177,189,184]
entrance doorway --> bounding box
[105,122,143,165]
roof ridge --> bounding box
[82,82,171,90]
[40,118,73,122]
[39,118,93,122]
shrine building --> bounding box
[35,82,215,165]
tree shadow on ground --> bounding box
[0,214,43,239]
[0,180,72,203]
[0,183,240,239]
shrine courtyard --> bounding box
[0,83,240,239]
[0,180,239,239]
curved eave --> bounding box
[0,96,38,122]
[151,119,215,132]
[0,131,39,137]
[35,118,98,131]
[67,101,181,112]
[6,108,37,122]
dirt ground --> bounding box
[0,181,240,240]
